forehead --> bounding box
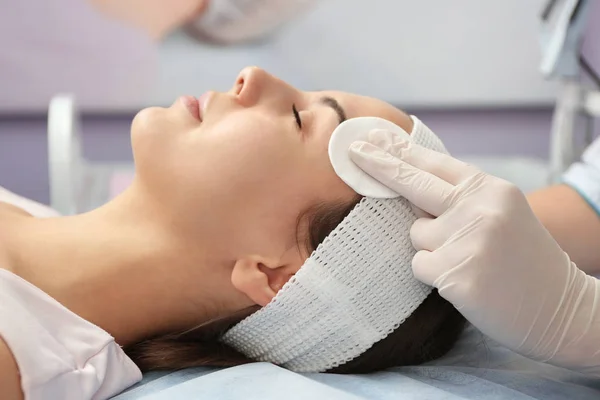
[313,90,414,133]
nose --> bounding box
[232,66,296,109]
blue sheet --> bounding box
[113,325,600,399]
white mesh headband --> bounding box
[221,117,449,372]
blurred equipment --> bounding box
[185,0,318,44]
[47,95,132,214]
[540,0,600,182]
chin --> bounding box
[131,106,172,150]
[132,106,165,132]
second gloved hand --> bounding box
[349,129,600,376]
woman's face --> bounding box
[131,67,413,303]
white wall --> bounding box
[155,0,556,109]
[0,0,156,113]
[2,0,557,113]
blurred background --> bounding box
[1,0,598,212]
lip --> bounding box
[180,95,201,121]
[198,91,212,121]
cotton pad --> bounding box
[328,117,411,198]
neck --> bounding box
[4,186,249,346]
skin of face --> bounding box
[130,66,415,306]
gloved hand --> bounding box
[349,130,600,376]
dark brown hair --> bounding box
[125,198,465,373]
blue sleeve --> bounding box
[562,136,600,217]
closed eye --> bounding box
[292,104,302,129]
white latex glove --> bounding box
[349,130,600,376]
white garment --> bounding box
[563,136,600,215]
[0,269,142,399]
[0,186,60,218]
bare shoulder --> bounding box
[0,336,24,400]
[0,205,29,399]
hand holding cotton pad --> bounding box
[328,117,411,198]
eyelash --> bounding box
[292,104,302,129]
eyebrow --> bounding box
[320,96,347,124]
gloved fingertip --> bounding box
[411,250,435,286]
[348,140,369,151]
[349,141,380,159]
[368,128,410,146]
[349,141,399,172]
[367,129,394,149]
[349,140,386,156]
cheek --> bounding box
[200,114,302,189]
[197,116,315,231]
[304,139,356,202]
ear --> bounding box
[231,255,297,307]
